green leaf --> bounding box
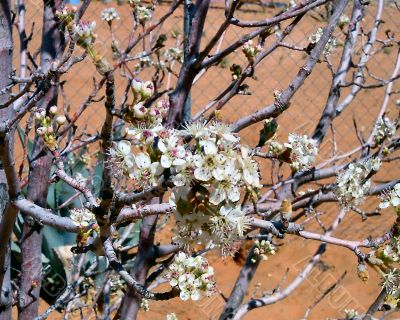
[257,118,279,148]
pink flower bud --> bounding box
[49,106,58,115]
[141,81,154,99]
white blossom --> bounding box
[381,268,400,296]
[379,183,400,209]
[101,8,120,22]
[344,309,359,319]
[172,155,195,187]
[209,164,241,205]
[70,208,96,227]
[252,239,276,262]
[140,298,149,311]
[308,27,337,55]
[108,140,135,176]
[209,121,239,145]
[237,146,261,188]
[372,116,396,144]
[215,204,250,238]
[339,15,351,27]
[136,5,153,24]
[165,252,216,301]
[72,21,96,47]
[193,140,226,181]
[158,133,187,168]
[128,0,141,6]
[285,133,318,172]
[130,152,162,187]
[164,47,184,63]
[336,158,381,208]
[182,121,209,140]
[242,40,262,63]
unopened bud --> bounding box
[357,263,369,282]
[141,81,154,99]
[49,105,58,115]
[131,78,142,93]
[36,127,46,136]
[133,102,147,119]
[56,115,67,125]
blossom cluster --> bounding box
[338,15,351,29]
[166,313,178,320]
[55,6,76,27]
[344,309,359,319]
[136,5,153,24]
[309,27,337,55]
[111,114,261,253]
[122,79,169,126]
[164,47,184,63]
[101,8,120,23]
[284,133,318,172]
[166,122,261,253]
[372,116,397,144]
[165,252,216,301]
[72,21,97,48]
[34,106,67,151]
[251,239,276,263]
[381,268,400,297]
[335,157,381,208]
[242,40,262,63]
[127,0,141,7]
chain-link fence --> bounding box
[18,1,399,145]
[15,0,399,234]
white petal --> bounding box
[117,140,131,156]
[173,174,186,187]
[210,189,225,205]
[228,187,240,202]
[161,154,172,168]
[195,167,211,181]
[392,197,400,207]
[379,202,390,209]
[172,158,186,166]
[135,153,150,169]
[203,140,217,155]
[158,140,167,153]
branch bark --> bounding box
[18,1,64,318]
[0,1,14,317]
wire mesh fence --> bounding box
[15,1,399,203]
[17,0,399,145]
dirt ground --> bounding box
[10,1,400,319]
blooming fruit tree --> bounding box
[0,0,399,319]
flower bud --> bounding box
[131,78,142,94]
[47,127,54,134]
[133,102,147,119]
[56,115,67,125]
[36,127,46,136]
[49,106,58,115]
[141,81,154,99]
[357,263,369,282]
